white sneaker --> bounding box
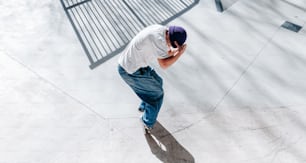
[140,116,152,134]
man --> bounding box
[118,24,187,134]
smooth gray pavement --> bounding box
[1,0,306,162]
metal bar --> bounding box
[82,3,112,56]
[66,0,92,10]
[90,1,117,52]
[146,0,169,21]
[122,0,147,27]
[113,0,143,34]
[60,0,95,64]
[94,1,124,46]
[102,1,130,43]
[215,0,224,12]
[77,4,103,60]
[160,0,200,25]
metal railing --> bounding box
[60,0,199,69]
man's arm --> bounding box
[158,43,187,69]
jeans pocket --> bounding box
[150,70,163,86]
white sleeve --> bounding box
[154,38,168,59]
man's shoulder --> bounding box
[145,24,166,32]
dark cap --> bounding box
[169,26,187,48]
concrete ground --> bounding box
[1,0,306,162]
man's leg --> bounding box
[138,68,164,128]
[133,74,163,127]
[140,93,163,128]
[118,65,164,128]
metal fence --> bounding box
[60,0,199,69]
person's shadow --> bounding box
[145,121,195,163]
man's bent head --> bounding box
[168,26,187,48]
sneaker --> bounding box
[139,116,152,134]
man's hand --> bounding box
[168,41,187,57]
[159,41,187,69]
[176,42,187,55]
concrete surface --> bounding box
[1,0,306,162]
[216,0,239,12]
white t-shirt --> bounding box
[118,24,169,74]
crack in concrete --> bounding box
[269,136,303,163]
[211,26,282,112]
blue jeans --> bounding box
[118,65,164,128]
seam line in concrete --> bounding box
[211,26,282,112]
[2,52,107,120]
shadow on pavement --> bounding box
[145,121,195,163]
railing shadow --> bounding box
[60,0,199,69]
[145,121,195,163]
